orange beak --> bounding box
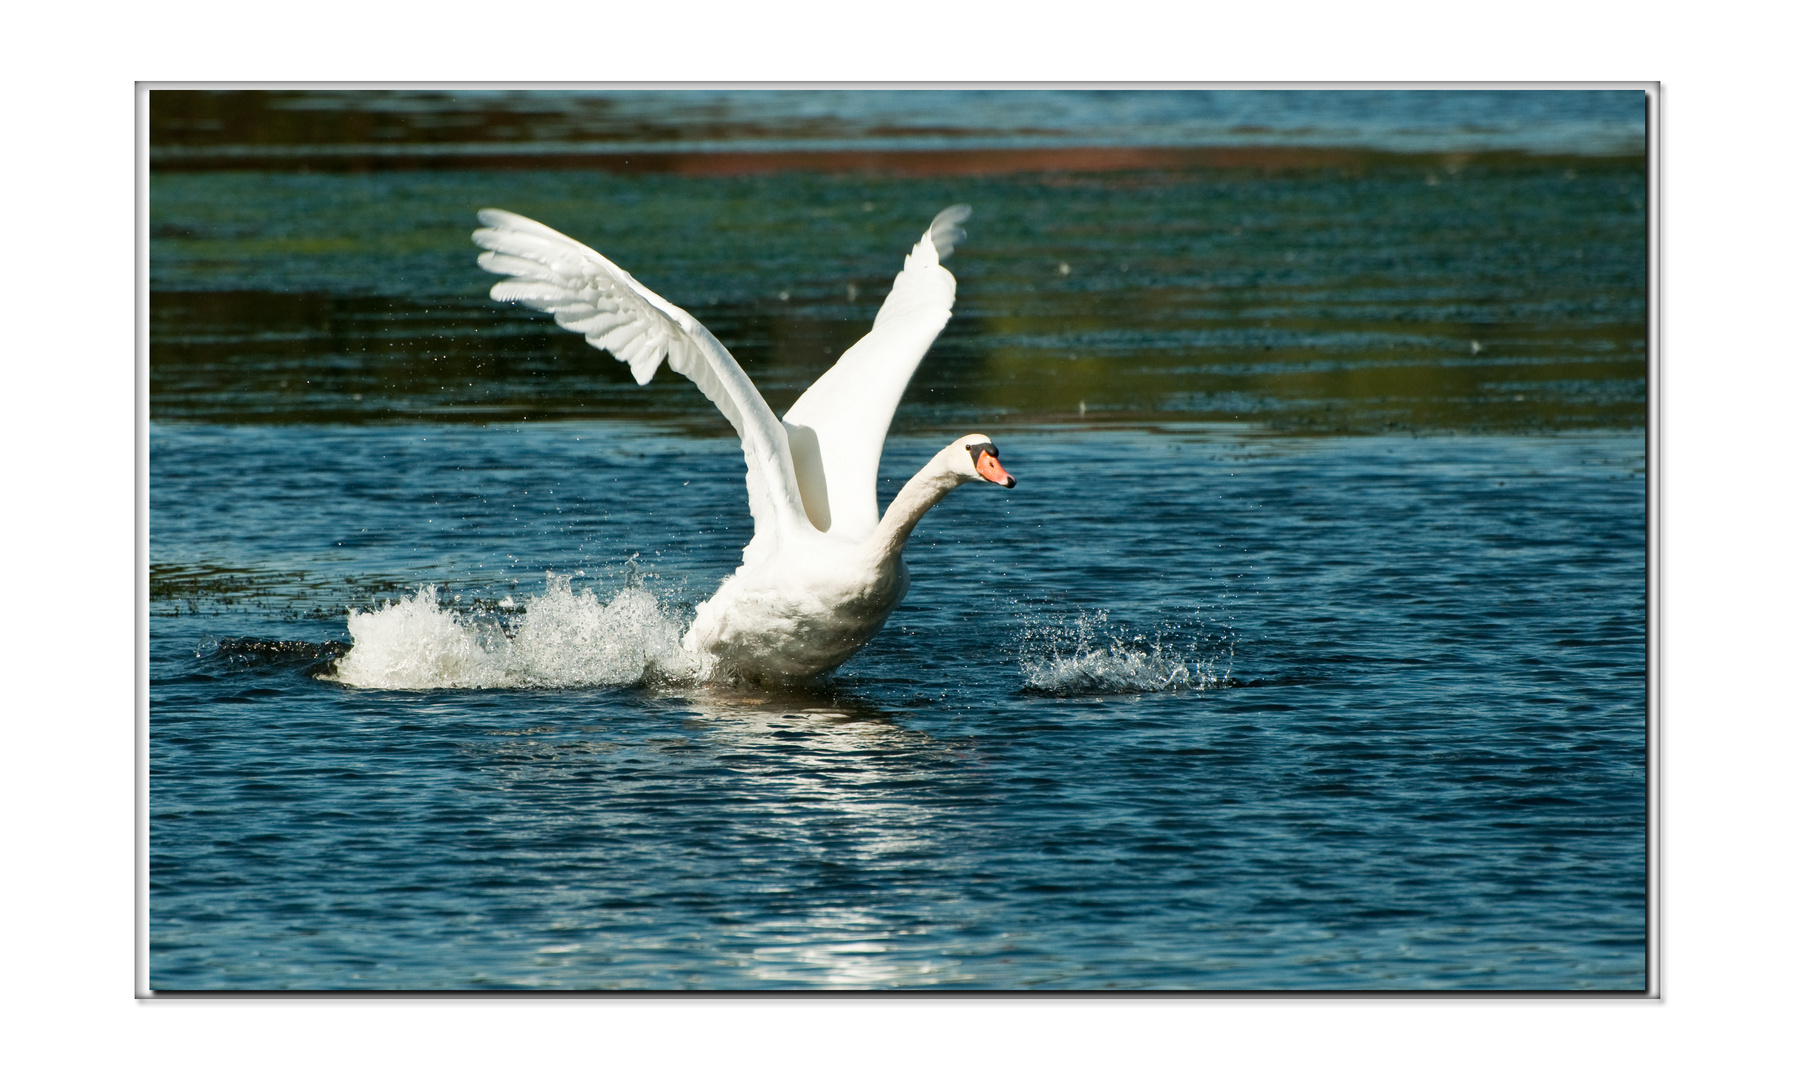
[976,449,1016,488]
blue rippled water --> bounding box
[149,424,1644,990]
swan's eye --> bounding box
[965,441,998,467]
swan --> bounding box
[471,205,1015,683]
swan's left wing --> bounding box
[472,208,809,566]
[781,205,971,540]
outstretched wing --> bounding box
[781,205,971,540]
[472,208,810,567]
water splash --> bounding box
[1017,609,1233,696]
[329,572,699,690]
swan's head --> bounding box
[952,434,1016,489]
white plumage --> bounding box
[473,205,1013,682]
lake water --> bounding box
[147,89,1648,992]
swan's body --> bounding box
[473,205,1014,682]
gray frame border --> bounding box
[1645,81,1662,1001]
[136,83,153,1000]
[135,81,1661,999]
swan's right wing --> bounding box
[781,206,971,540]
[472,209,809,566]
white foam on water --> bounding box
[1018,609,1232,696]
[330,573,700,690]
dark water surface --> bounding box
[151,87,1647,159]
[151,159,1646,433]
[148,90,1647,991]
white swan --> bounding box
[472,205,1015,683]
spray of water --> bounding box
[1017,609,1233,696]
[329,572,700,690]
[327,570,1234,696]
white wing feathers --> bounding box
[472,208,808,566]
[781,205,970,540]
[473,209,684,386]
[471,205,969,559]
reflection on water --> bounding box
[661,699,974,987]
[455,684,986,988]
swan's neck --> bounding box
[865,447,970,562]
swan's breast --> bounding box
[686,549,909,680]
